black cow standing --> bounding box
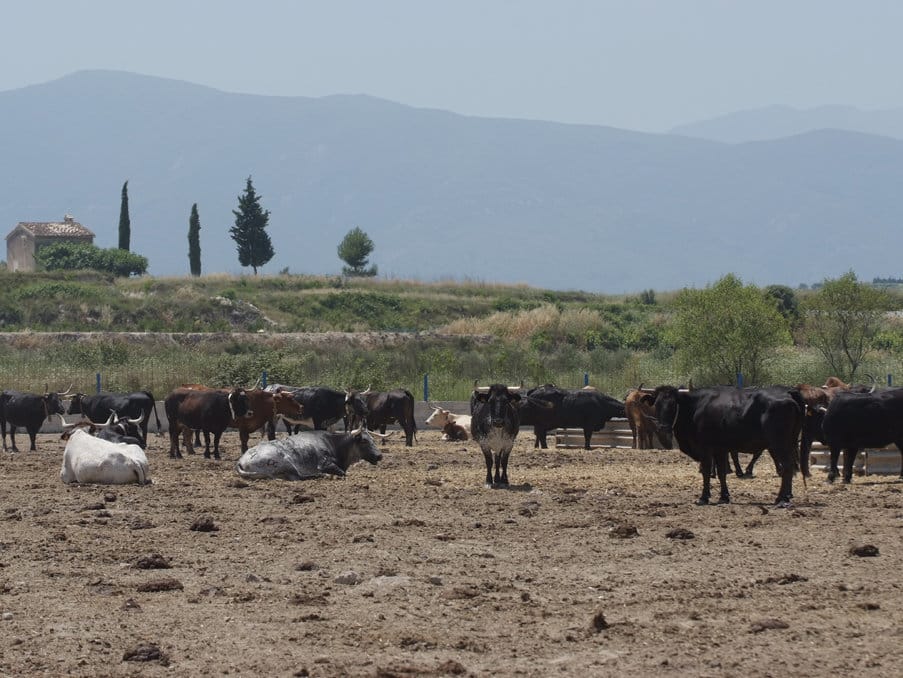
[650,385,805,506]
[164,387,251,459]
[0,389,68,452]
[822,388,903,483]
[348,389,417,447]
[470,384,525,487]
[519,385,626,450]
[67,391,162,448]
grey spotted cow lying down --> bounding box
[234,427,385,480]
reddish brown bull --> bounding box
[625,386,656,449]
[232,389,307,453]
[165,387,251,459]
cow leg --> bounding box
[203,431,213,459]
[240,429,250,453]
[498,449,511,486]
[27,426,38,452]
[182,427,195,455]
[827,446,842,482]
[713,451,731,503]
[536,427,548,450]
[583,427,592,451]
[775,454,795,507]
[842,447,859,484]
[696,453,713,505]
[897,443,903,479]
[492,451,505,486]
[168,428,183,459]
[730,451,744,477]
[480,447,493,487]
[9,427,18,453]
[799,430,814,478]
[194,430,202,448]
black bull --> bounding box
[650,385,805,506]
[354,389,417,447]
[822,388,903,483]
[67,391,162,446]
[0,390,67,452]
[519,385,626,450]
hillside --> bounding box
[3,71,903,291]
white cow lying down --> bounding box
[60,428,151,485]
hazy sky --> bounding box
[5,1,903,132]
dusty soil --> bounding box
[1,429,901,677]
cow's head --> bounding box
[350,425,384,465]
[66,393,86,415]
[43,384,72,419]
[425,404,452,428]
[473,384,522,428]
[273,391,304,418]
[344,387,371,427]
[228,388,253,419]
[650,385,680,449]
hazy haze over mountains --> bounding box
[2,71,902,292]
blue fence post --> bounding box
[96,372,101,394]
[262,370,268,388]
[584,372,589,386]
[736,372,744,388]
[888,373,893,387]
[423,374,429,402]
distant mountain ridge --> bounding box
[670,104,903,143]
[1,70,902,292]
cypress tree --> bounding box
[188,203,202,277]
[229,176,274,275]
[118,180,131,251]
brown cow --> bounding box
[625,387,656,449]
[232,389,308,453]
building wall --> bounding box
[6,232,35,272]
[6,234,94,272]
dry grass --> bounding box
[441,304,607,341]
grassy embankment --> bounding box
[1,270,901,398]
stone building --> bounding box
[5,215,95,272]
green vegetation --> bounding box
[35,242,148,277]
[118,180,131,251]
[188,203,202,277]
[0,269,902,399]
[337,227,377,277]
[230,176,274,275]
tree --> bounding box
[188,203,202,277]
[764,284,800,325]
[337,227,377,277]
[803,271,892,380]
[36,242,148,277]
[118,180,131,251]
[669,274,791,385]
[229,176,274,275]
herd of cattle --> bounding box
[0,376,901,506]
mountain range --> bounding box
[2,70,902,292]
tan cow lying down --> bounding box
[425,404,471,441]
[60,428,151,485]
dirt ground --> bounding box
[1,428,901,677]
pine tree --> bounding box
[229,176,274,275]
[188,203,202,277]
[118,180,131,251]
[337,227,377,276]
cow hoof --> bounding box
[843,478,852,485]
[695,498,710,506]
[718,496,731,504]
[742,472,754,479]
[214,454,222,461]
[774,499,793,509]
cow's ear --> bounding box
[510,392,522,401]
[639,393,655,405]
[475,392,488,403]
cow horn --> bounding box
[58,415,79,430]
[56,384,73,396]
[865,373,877,393]
[350,424,364,436]
[89,412,116,428]
[370,431,393,439]
[360,386,372,396]
[127,412,145,425]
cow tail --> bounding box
[144,391,164,437]
[788,389,808,494]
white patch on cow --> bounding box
[481,426,515,451]
[60,429,151,485]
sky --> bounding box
[4,1,903,132]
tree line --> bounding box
[35,177,377,279]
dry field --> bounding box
[1,429,901,677]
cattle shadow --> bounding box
[489,482,534,492]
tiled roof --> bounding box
[11,219,95,239]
